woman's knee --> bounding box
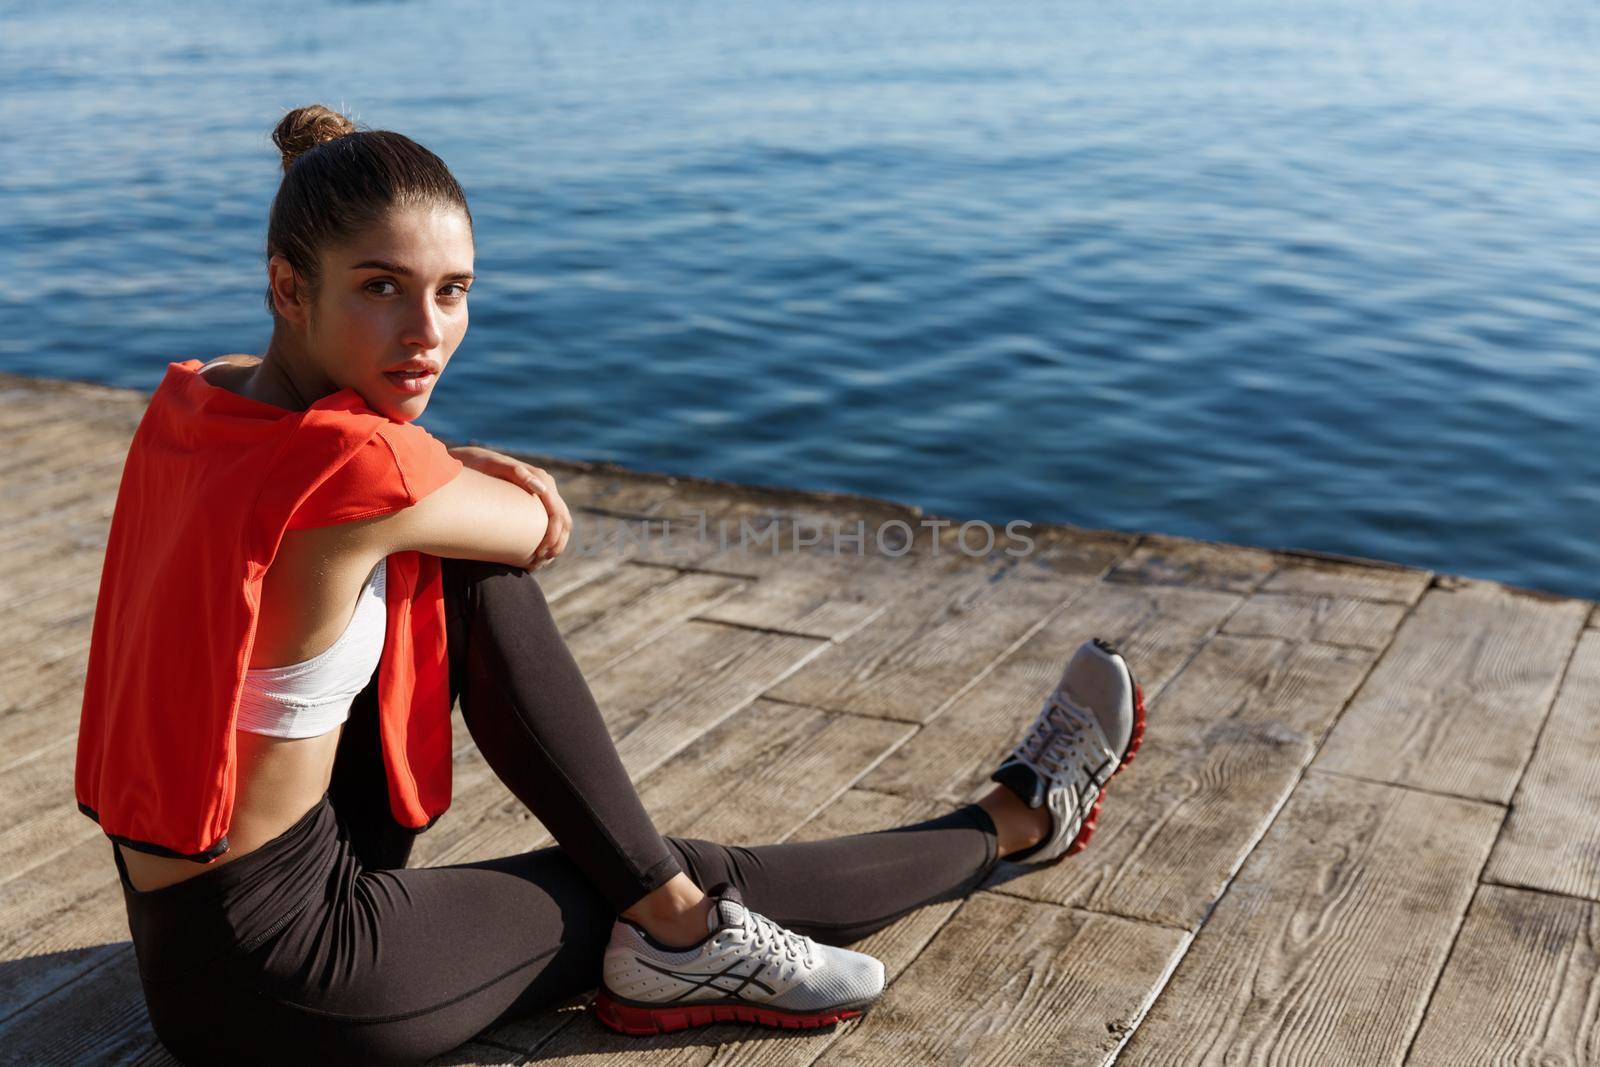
[442,557,553,692]
[441,556,549,625]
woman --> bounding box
[79,105,1145,1066]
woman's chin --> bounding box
[358,380,434,422]
[351,392,425,423]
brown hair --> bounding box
[264,104,474,318]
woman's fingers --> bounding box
[518,464,571,568]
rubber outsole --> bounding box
[1065,639,1147,856]
[593,988,870,1035]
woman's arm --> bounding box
[351,464,551,570]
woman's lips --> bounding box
[384,369,436,394]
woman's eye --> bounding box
[364,279,469,299]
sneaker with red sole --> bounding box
[989,637,1146,863]
[595,882,885,1035]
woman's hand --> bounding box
[446,446,572,570]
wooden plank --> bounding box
[0,679,83,773]
[589,620,829,783]
[994,636,1377,929]
[0,513,113,598]
[1118,771,1502,1065]
[0,464,123,552]
[1221,591,1408,650]
[632,699,915,842]
[5,574,99,643]
[557,567,747,676]
[763,528,1132,724]
[859,582,1241,806]
[1107,533,1277,593]
[680,511,1119,643]
[0,453,126,523]
[0,729,106,885]
[819,893,1188,1067]
[0,816,129,1023]
[0,946,154,1067]
[1313,580,1588,803]
[0,417,130,481]
[1483,628,1600,901]
[1406,884,1600,1066]
[544,561,682,636]
[1259,557,1431,604]
[0,601,91,714]
[0,390,91,433]
[616,490,919,581]
[693,550,903,642]
[2,559,107,623]
[0,370,147,408]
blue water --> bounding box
[4,1,1598,598]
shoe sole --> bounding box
[594,986,873,1035]
[1065,638,1147,857]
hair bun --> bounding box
[272,104,360,174]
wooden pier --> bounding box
[2,369,1596,1065]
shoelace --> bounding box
[1019,689,1111,787]
[741,908,816,969]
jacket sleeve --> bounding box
[286,422,464,530]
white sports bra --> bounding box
[235,558,387,739]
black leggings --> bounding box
[114,558,1001,1066]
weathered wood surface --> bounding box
[1,369,1597,1066]
[1407,884,1600,1066]
[1484,628,1600,902]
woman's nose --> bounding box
[401,294,446,349]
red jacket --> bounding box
[74,359,465,861]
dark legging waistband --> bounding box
[116,791,345,983]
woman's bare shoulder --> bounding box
[196,354,263,396]
[198,353,260,373]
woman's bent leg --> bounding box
[439,557,682,913]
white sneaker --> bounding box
[596,882,886,1035]
[989,637,1146,864]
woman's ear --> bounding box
[267,255,311,327]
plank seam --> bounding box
[1477,873,1600,908]
[1306,767,1508,812]
[984,882,1191,933]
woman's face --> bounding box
[305,202,475,422]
